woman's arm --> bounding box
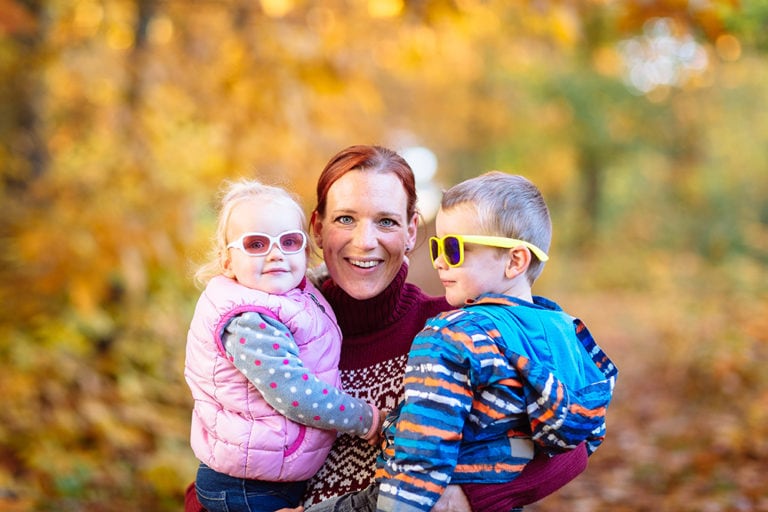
[461,444,589,510]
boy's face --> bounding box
[433,204,513,307]
[225,198,308,295]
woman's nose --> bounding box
[352,222,378,250]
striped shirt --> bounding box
[375,293,618,512]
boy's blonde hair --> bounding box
[194,179,308,287]
[441,171,551,283]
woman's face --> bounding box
[313,170,418,300]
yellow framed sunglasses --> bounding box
[429,234,549,268]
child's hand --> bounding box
[362,405,388,445]
[432,485,471,512]
[365,407,390,446]
[378,407,389,427]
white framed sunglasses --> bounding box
[227,230,307,257]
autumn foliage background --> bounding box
[1,1,766,510]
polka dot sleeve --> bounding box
[223,311,376,437]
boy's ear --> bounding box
[504,246,531,279]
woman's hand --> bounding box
[275,507,303,512]
[432,484,471,512]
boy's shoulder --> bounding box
[465,294,525,309]
[423,301,503,334]
[427,294,526,321]
[466,293,563,312]
[424,294,563,337]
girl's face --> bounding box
[313,170,418,300]
[224,198,307,295]
[433,204,515,307]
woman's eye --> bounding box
[379,218,397,228]
[335,215,354,225]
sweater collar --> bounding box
[321,262,412,337]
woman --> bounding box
[185,145,588,511]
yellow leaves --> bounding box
[0,0,37,36]
[533,145,577,193]
[260,0,295,18]
[68,276,105,317]
[72,0,103,36]
[715,33,742,61]
[148,14,174,46]
[517,3,582,49]
[367,0,404,19]
[1,1,766,509]
[537,280,768,510]
[140,459,192,499]
[105,17,134,51]
[0,298,195,505]
[0,354,39,424]
[82,398,152,451]
[548,4,582,48]
[592,45,624,77]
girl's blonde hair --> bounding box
[194,179,308,287]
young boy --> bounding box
[303,171,618,512]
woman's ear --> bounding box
[504,246,531,279]
[309,210,323,249]
[406,212,419,252]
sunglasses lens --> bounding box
[444,236,462,266]
[429,238,440,262]
[241,234,270,255]
[279,232,305,254]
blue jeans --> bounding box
[195,463,307,512]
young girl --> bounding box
[185,179,382,512]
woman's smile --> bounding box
[347,257,382,269]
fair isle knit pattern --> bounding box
[302,264,450,506]
[303,356,406,505]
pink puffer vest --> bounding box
[185,275,341,480]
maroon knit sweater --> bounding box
[303,263,449,505]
